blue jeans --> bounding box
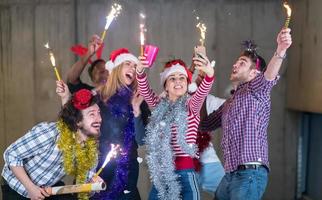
[149,169,200,200]
[198,161,225,194]
[215,166,268,200]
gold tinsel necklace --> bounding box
[57,120,98,200]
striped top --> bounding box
[136,72,214,157]
[1,122,96,197]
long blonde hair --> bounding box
[100,63,137,102]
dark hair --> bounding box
[240,51,267,72]
[241,40,267,72]
[88,59,106,80]
[58,93,99,132]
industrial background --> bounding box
[0,0,321,199]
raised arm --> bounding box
[56,80,70,106]
[189,54,215,115]
[136,57,160,108]
[67,35,102,84]
[264,28,292,81]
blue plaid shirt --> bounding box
[2,122,96,197]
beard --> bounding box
[79,122,101,138]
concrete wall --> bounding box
[0,0,301,199]
[287,0,322,113]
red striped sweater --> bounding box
[136,72,214,170]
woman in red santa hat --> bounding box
[91,48,147,200]
[135,54,215,200]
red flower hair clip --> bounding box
[72,89,93,110]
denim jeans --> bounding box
[215,166,268,200]
[149,169,200,200]
[198,161,225,194]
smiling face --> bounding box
[77,104,102,138]
[230,56,257,83]
[165,72,188,102]
[91,61,109,85]
[120,60,137,86]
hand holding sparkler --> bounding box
[283,2,292,28]
[88,35,103,57]
[101,3,122,41]
[276,28,292,54]
[94,144,120,178]
[44,42,61,81]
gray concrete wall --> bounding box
[0,0,302,199]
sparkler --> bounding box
[283,2,292,28]
[44,42,61,81]
[94,144,120,177]
[193,11,207,46]
[101,3,122,41]
[140,13,146,56]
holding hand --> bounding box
[192,54,214,78]
[136,56,150,73]
[27,184,50,200]
[56,80,70,105]
[276,28,292,55]
[87,34,103,57]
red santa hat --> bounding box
[105,48,139,72]
[160,59,192,87]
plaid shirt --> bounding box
[199,73,279,172]
[1,122,96,197]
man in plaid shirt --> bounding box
[199,28,292,200]
[1,82,102,200]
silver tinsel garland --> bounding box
[145,95,198,200]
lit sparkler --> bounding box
[44,42,61,81]
[94,144,120,177]
[140,13,146,56]
[283,2,292,28]
[101,3,122,41]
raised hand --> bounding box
[56,80,70,105]
[192,54,214,78]
[88,34,103,56]
[136,56,150,73]
[276,28,292,54]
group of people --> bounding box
[1,26,292,200]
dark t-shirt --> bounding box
[67,79,94,94]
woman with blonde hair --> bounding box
[91,48,147,200]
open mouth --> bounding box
[174,85,183,89]
[91,122,101,130]
[232,69,238,74]
[125,73,134,81]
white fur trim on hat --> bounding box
[188,82,198,93]
[160,63,188,85]
[105,53,139,73]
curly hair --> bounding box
[58,93,98,132]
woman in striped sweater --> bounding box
[136,55,215,200]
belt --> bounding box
[237,164,268,172]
